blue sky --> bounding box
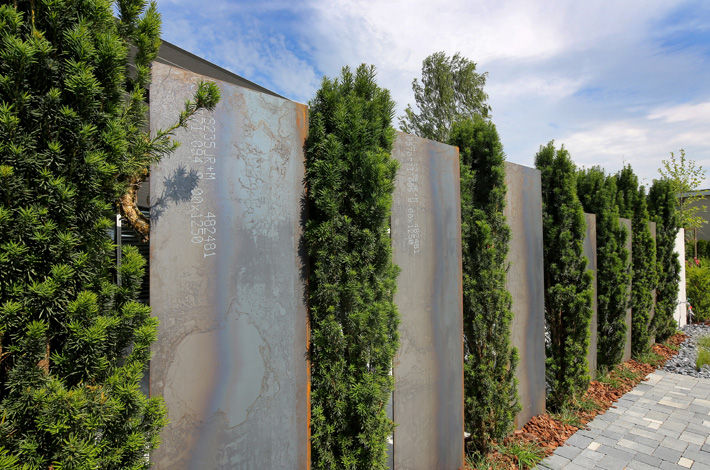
[156,0,710,187]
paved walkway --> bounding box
[537,370,710,469]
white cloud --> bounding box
[648,101,710,124]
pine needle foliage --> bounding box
[648,179,681,341]
[535,142,593,410]
[305,65,400,470]
[449,116,518,457]
[0,1,217,467]
[577,167,631,369]
[614,165,657,356]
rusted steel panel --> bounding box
[503,162,546,428]
[620,217,633,362]
[584,213,598,379]
[149,62,309,469]
[390,132,464,470]
[649,221,657,345]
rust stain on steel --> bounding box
[503,162,546,428]
[149,62,309,469]
[620,217,633,362]
[390,132,464,470]
[584,213,598,379]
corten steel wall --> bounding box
[390,132,464,470]
[649,221,657,345]
[584,213,598,379]
[620,217,633,362]
[675,228,687,327]
[503,162,546,427]
[149,62,309,469]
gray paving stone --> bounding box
[565,433,593,449]
[624,432,660,449]
[653,445,684,462]
[536,453,570,469]
[552,444,582,460]
[660,436,689,452]
[538,371,710,470]
[627,460,661,470]
[633,451,663,467]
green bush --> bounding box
[305,65,400,470]
[535,142,593,410]
[577,167,631,368]
[698,239,710,259]
[687,260,710,322]
[615,165,657,356]
[648,180,681,341]
[449,116,519,457]
[0,1,216,466]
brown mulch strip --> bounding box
[468,332,688,469]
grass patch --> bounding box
[696,335,710,370]
[597,370,622,389]
[615,364,642,381]
[634,350,664,367]
[498,441,545,469]
[550,407,584,428]
[465,453,506,470]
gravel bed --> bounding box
[663,324,710,378]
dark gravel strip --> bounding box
[663,324,710,378]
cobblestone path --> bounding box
[537,370,710,469]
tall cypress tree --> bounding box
[449,116,518,457]
[648,179,681,341]
[615,165,657,355]
[577,167,631,369]
[0,1,217,467]
[305,65,400,470]
[535,142,593,410]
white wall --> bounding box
[674,228,687,327]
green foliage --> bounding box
[305,65,400,470]
[498,441,546,469]
[400,51,489,142]
[535,142,593,410]
[686,260,710,322]
[698,240,710,259]
[577,167,631,368]
[0,0,217,467]
[614,165,657,355]
[635,350,665,367]
[449,116,518,457]
[697,348,710,370]
[648,179,681,341]
[659,148,706,232]
[696,336,710,370]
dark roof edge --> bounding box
[156,40,285,99]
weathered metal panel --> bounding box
[649,221,657,345]
[584,213,598,379]
[503,162,546,428]
[390,132,464,470]
[620,217,633,362]
[149,62,309,469]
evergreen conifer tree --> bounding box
[0,1,217,467]
[614,165,657,355]
[535,142,593,409]
[577,167,631,368]
[449,116,518,457]
[304,65,400,470]
[648,179,681,341]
